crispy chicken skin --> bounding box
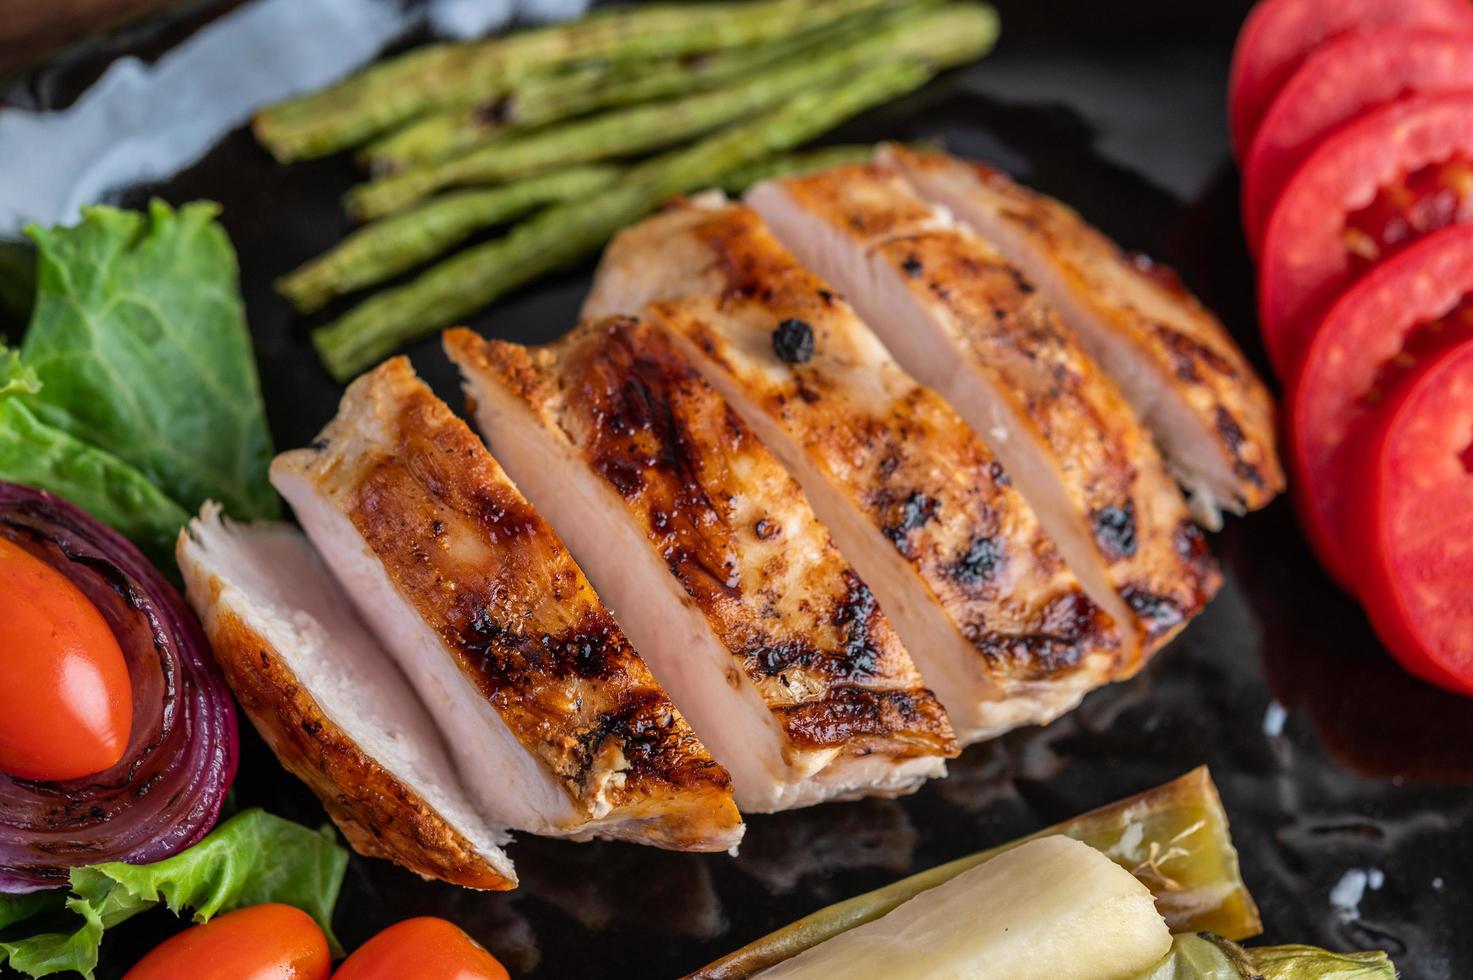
[584,197,1124,741]
[881,145,1283,526]
[272,358,741,851]
[749,165,1220,665]
[447,322,957,811]
[178,508,516,889]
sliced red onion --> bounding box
[0,483,237,892]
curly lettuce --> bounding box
[0,809,347,979]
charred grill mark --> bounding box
[777,686,954,752]
[1008,266,1037,295]
[1122,586,1187,640]
[579,326,743,594]
[951,534,1004,587]
[1215,405,1266,489]
[1153,322,1239,383]
[965,591,1113,678]
[1174,519,1214,575]
[881,491,938,557]
[572,689,732,794]
[901,254,924,278]
[1091,500,1138,561]
[834,574,882,679]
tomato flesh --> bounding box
[1344,339,1473,695]
[124,903,331,980]
[333,917,509,980]
[0,534,132,782]
[1258,92,1473,380]
[1242,27,1473,254]
[1288,224,1473,587]
[1228,0,1473,157]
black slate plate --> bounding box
[10,2,1473,977]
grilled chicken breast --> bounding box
[446,321,957,812]
[583,197,1123,742]
[271,358,741,851]
[178,505,515,889]
[880,145,1283,527]
[748,165,1219,665]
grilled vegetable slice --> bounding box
[690,767,1260,978]
[752,836,1172,979]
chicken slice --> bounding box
[748,165,1219,665]
[583,196,1123,742]
[880,145,1283,527]
[271,357,741,852]
[445,320,957,813]
[178,505,515,889]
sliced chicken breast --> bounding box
[445,320,957,812]
[271,357,742,852]
[583,197,1123,742]
[880,145,1283,527]
[748,165,1220,665]
[178,504,515,889]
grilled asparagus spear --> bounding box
[312,59,935,379]
[277,165,620,313]
[344,3,997,219]
[254,0,896,161]
[360,0,935,173]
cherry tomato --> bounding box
[1288,224,1473,586]
[1228,0,1473,157]
[1258,92,1473,380]
[1343,338,1473,696]
[333,917,509,980]
[1242,27,1473,255]
[0,534,132,781]
[124,903,331,980]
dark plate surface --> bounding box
[9,2,1473,977]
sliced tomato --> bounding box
[1259,92,1473,380]
[1288,224,1473,587]
[1242,27,1473,255]
[1343,338,1473,696]
[1228,0,1473,157]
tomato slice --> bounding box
[1242,27,1473,255]
[124,904,331,980]
[1343,338,1473,696]
[332,917,509,980]
[1288,224,1473,587]
[1258,92,1473,380]
[1228,0,1473,157]
[0,534,132,782]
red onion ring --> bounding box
[0,483,237,892]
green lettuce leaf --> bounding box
[19,200,277,521]
[0,394,189,565]
[0,809,348,979]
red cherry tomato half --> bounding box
[1228,0,1473,157]
[1242,27,1473,255]
[124,904,331,980]
[332,917,509,980]
[0,534,132,782]
[1259,92,1473,380]
[1288,224,1473,586]
[1343,338,1473,696]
